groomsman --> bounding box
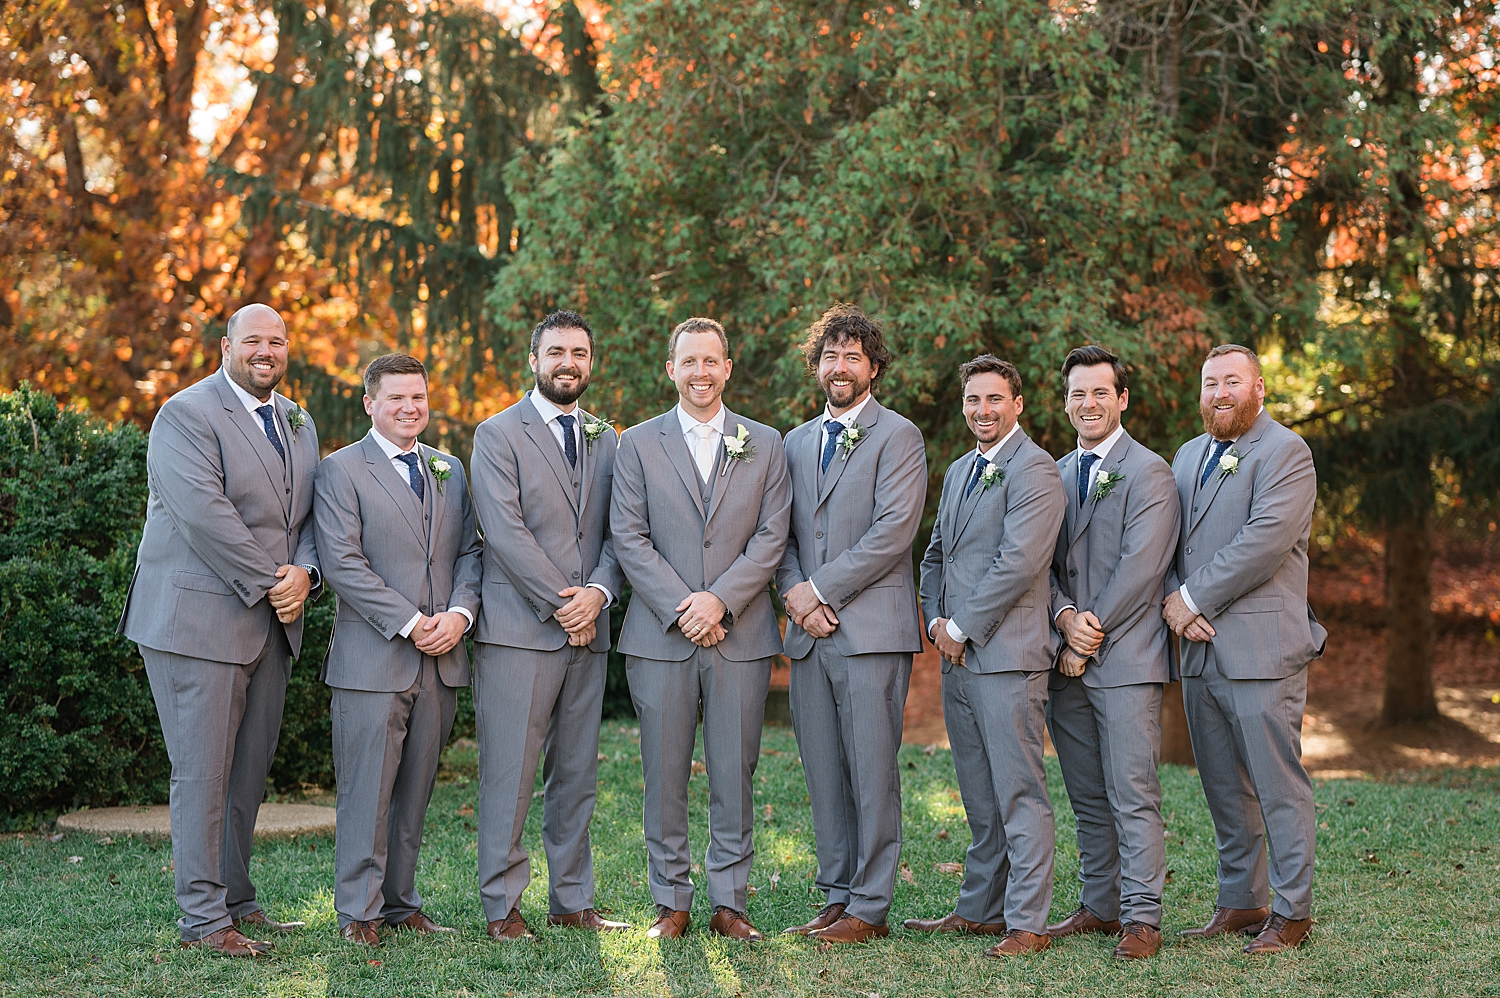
[469,311,627,940]
[1045,345,1180,959]
[120,303,321,955]
[611,317,791,941]
[914,355,1066,957]
[775,305,926,943]
[1163,344,1325,954]
[313,353,482,945]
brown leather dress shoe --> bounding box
[340,920,381,947]
[234,909,305,933]
[783,903,846,935]
[902,911,1007,935]
[1113,922,1161,959]
[396,911,457,934]
[709,907,763,941]
[1244,913,1312,954]
[548,908,631,931]
[810,914,889,944]
[487,907,535,941]
[983,929,1053,957]
[647,906,691,939]
[1046,906,1122,938]
[182,926,271,957]
[1180,906,1271,939]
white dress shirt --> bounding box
[527,389,616,608]
[1052,423,1128,622]
[1180,406,1264,617]
[370,427,474,639]
[933,422,1022,645]
[804,393,876,606]
[675,403,727,482]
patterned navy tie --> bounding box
[255,404,285,464]
[821,420,844,473]
[1201,439,1231,488]
[1078,452,1100,506]
[965,454,990,497]
[396,452,425,502]
[556,413,578,468]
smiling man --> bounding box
[313,353,481,946]
[610,317,791,941]
[120,303,322,956]
[914,355,1066,957]
[774,304,926,943]
[468,310,627,941]
[1044,345,1180,959]
[1164,344,1326,955]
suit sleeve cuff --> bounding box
[398,611,423,639]
[1179,584,1201,617]
[586,582,615,608]
[945,618,967,643]
[451,606,475,633]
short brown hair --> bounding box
[530,309,594,356]
[1061,344,1128,394]
[1204,343,1261,376]
[363,353,427,397]
[799,303,894,381]
[959,354,1022,398]
[666,317,729,362]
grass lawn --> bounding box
[2,722,1498,997]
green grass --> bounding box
[2,722,1498,997]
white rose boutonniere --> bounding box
[836,420,866,461]
[721,423,755,476]
[428,454,453,494]
[285,404,307,438]
[581,412,613,453]
[978,462,1005,492]
[1091,469,1126,502]
[1217,447,1241,480]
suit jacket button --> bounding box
[947,556,954,563]
[578,532,584,540]
[1068,569,1077,578]
[704,540,712,548]
[1185,547,1193,555]
[420,606,429,614]
[285,487,291,495]
[1193,505,1199,513]
[815,531,823,538]
[571,571,580,579]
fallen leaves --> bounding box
[691,760,707,775]
[934,861,963,875]
[455,804,474,817]
[899,862,915,885]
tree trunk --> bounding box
[1379,513,1438,725]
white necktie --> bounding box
[691,423,717,482]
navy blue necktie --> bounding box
[1077,451,1100,506]
[821,420,844,473]
[965,454,990,497]
[396,452,424,502]
[255,404,285,464]
[556,413,578,468]
[1201,439,1231,487]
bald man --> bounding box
[121,304,324,956]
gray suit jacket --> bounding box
[1168,409,1327,680]
[120,368,322,663]
[775,398,927,659]
[919,429,1066,674]
[469,392,622,653]
[1048,430,1180,688]
[611,407,792,662]
[313,433,482,691]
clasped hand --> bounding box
[929,617,966,669]
[412,610,467,656]
[783,580,839,639]
[268,564,310,623]
[1162,590,1216,642]
[676,591,727,647]
[556,586,607,648]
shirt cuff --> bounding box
[398,611,423,639]
[1179,584,1201,617]
[451,606,475,633]
[809,579,827,605]
[945,618,967,643]
[1053,604,1077,623]
[586,582,615,608]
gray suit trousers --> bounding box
[942,666,1054,933]
[789,645,910,925]
[332,656,455,928]
[627,649,771,913]
[1183,649,1316,919]
[474,642,606,921]
[1047,678,1165,926]
[141,626,291,941]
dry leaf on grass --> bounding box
[899,862,915,885]
[934,861,963,875]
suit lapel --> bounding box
[705,409,741,529]
[1069,434,1131,546]
[1190,411,1270,531]
[418,443,445,547]
[817,398,882,509]
[362,434,426,545]
[521,396,579,517]
[576,407,598,518]
[215,371,291,521]
[1060,450,1081,540]
[953,429,1027,544]
[659,413,707,520]
[793,421,820,515]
